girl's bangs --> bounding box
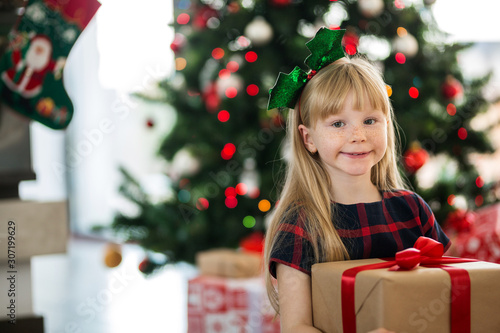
[307,60,390,124]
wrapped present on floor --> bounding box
[187,275,280,333]
[196,248,262,278]
[445,203,500,263]
[311,237,500,333]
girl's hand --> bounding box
[368,329,396,333]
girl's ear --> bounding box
[298,124,317,154]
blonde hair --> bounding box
[264,56,407,313]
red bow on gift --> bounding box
[394,236,445,269]
[341,237,477,333]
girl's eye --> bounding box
[332,121,345,128]
[365,118,376,125]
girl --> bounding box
[264,36,450,332]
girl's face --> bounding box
[298,92,388,183]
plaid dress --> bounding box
[269,189,451,278]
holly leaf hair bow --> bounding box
[267,28,346,110]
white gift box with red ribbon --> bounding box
[187,275,280,333]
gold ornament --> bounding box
[104,243,122,268]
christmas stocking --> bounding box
[0,0,100,130]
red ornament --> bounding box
[170,33,186,54]
[202,82,220,113]
[226,61,239,73]
[239,231,265,253]
[444,209,476,234]
[342,30,359,56]
[270,0,292,7]
[176,13,190,25]
[403,143,429,173]
[193,6,218,29]
[138,258,151,273]
[458,127,468,140]
[212,47,225,60]
[441,75,463,100]
[227,2,240,13]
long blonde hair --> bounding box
[264,56,407,313]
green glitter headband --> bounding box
[267,28,346,110]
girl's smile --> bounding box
[340,151,371,158]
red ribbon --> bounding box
[341,237,477,333]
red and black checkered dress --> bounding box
[269,189,451,278]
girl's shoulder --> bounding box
[382,189,430,209]
[383,189,420,199]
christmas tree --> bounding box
[110,0,494,272]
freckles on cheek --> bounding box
[369,127,388,146]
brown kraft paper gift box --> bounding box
[311,259,500,333]
[196,248,262,278]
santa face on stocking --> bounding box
[26,35,52,72]
[1,34,59,98]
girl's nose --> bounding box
[350,125,367,143]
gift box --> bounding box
[451,203,500,263]
[196,249,262,278]
[311,238,500,333]
[187,275,280,333]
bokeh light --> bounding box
[177,189,191,203]
[246,84,259,96]
[237,36,251,48]
[221,143,236,160]
[218,110,230,122]
[212,47,225,60]
[447,103,456,116]
[225,186,237,197]
[245,51,258,62]
[177,13,190,25]
[458,127,468,140]
[475,195,484,207]
[409,87,419,99]
[225,87,238,98]
[394,0,405,9]
[447,194,456,206]
[175,57,187,71]
[196,198,209,210]
[397,27,407,37]
[395,52,406,64]
[227,61,239,72]
[225,196,238,208]
[476,176,484,188]
[413,77,422,88]
[243,216,256,228]
[218,69,231,79]
[258,199,271,212]
[236,183,247,195]
[249,188,260,199]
